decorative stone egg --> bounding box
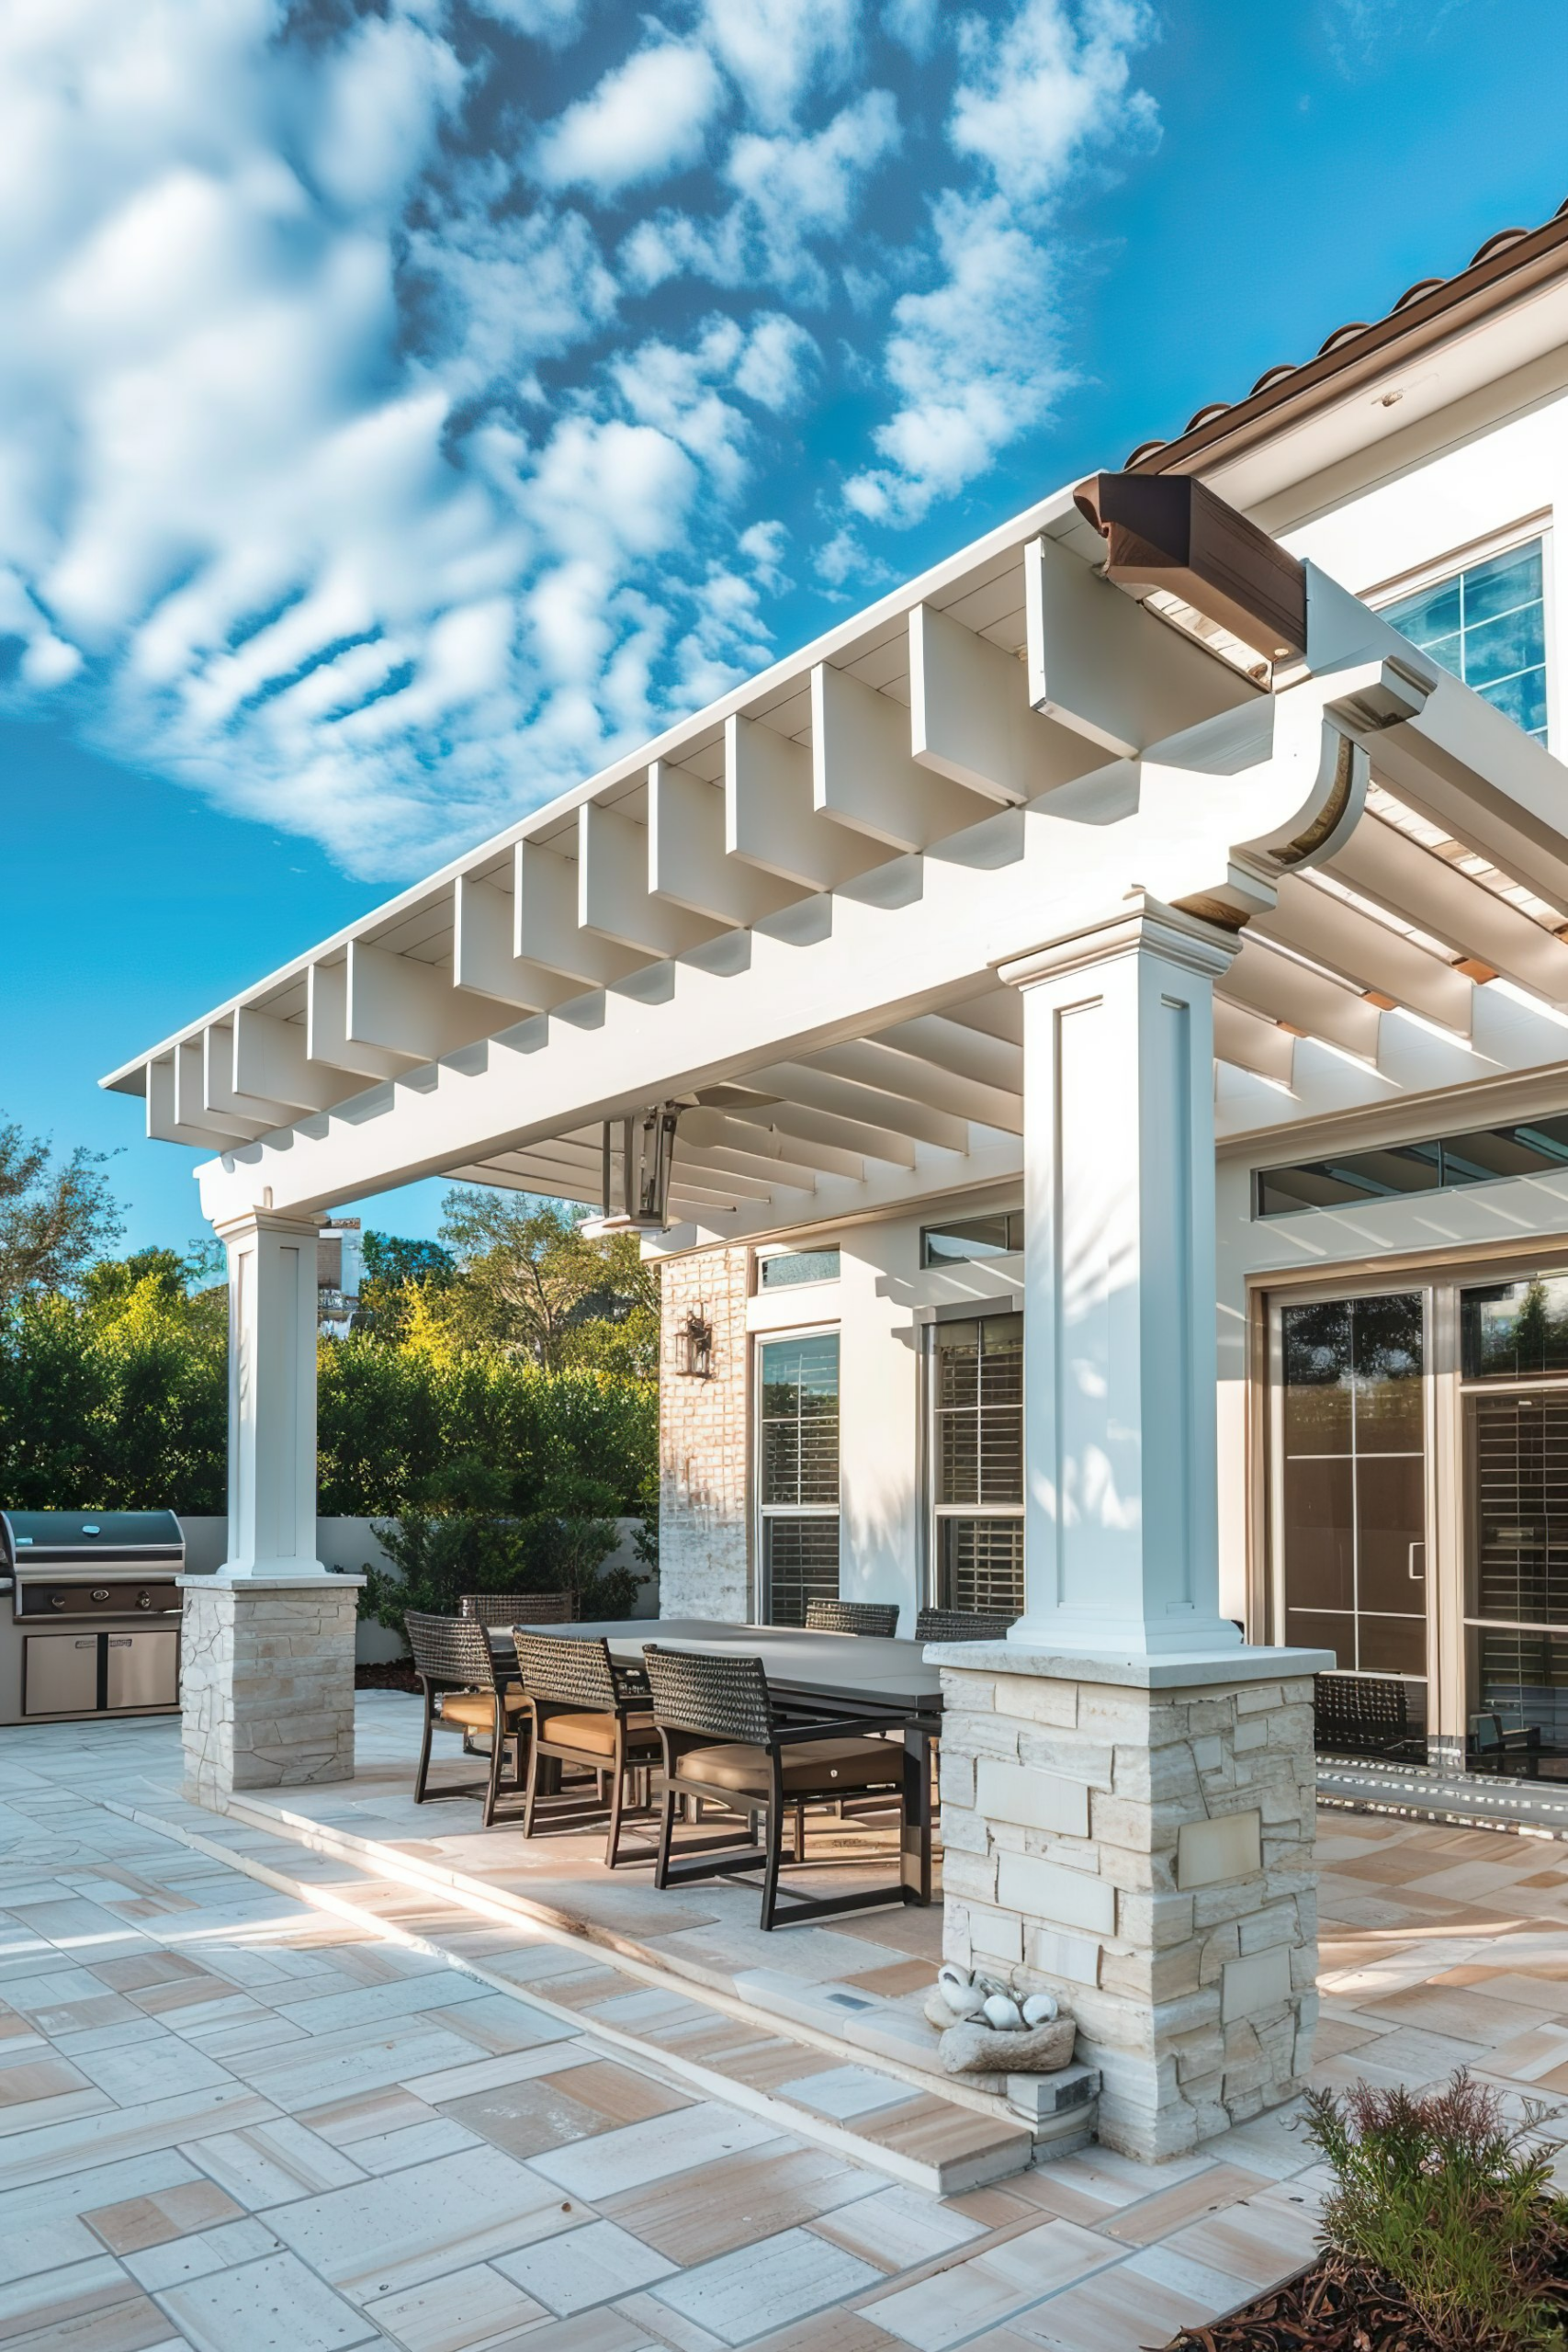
[1021,1992,1059,2026]
[981,1992,1025,2031]
[937,1965,987,2018]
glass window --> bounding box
[921,1214,1022,1268]
[758,1332,839,1624]
[1385,539,1548,742]
[930,1314,1023,1620]
[1461,1273,1568,1381]
[758,1248,840,1289]
[1278,1294,1427,1758]
[1257,1114,1568,1218]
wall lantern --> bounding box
[680,1308,715,1379]
[588,1104,682,1233]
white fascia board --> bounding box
[100,481,1091,1094]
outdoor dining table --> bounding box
[520,1615,942,1903]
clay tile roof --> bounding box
[1127,196,1568,473]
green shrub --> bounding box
[357,1456,646,1645]
[1305,2070,1568,2349]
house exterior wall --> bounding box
[659,1244,752,1618]
[652,338,1568,1765]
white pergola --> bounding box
[105,471,1568,1662]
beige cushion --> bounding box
[674,1737,900,1798]
[539,1710,659,1759]
[439,1690,527,1732]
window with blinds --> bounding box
[930,1314,1023,1621]
[1465,1304,1568,1773]
[758,1332,840,1626]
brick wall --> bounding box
[659,1245,751,1619]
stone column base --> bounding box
[178,1574,364,1807]
[930,1642,1327,2165]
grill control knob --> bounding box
[92,1588,109,1604]
[137,1591,152,1610]
[49,1592,65,1611]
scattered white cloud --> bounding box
[697,0,861,128]
[465,0,590,39]
[734,313,819,410]
[949,0,1157,206]
[0,0,1161,880]
[845,0,1156,528]
[533,41,724,198]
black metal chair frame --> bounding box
[804,1599,900,1637]
[405,1611,527,1828]
[514,1632,660,1869]
[914,1607,1013,1645]
[1468,1710,1543,1779]
[642,1644,929,1930]
[1313,1672,1425,1764]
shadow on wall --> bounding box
[176,1516,655,1663]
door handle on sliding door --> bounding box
[1408,1541,1426,1580]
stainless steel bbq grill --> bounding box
[0,1510,184,1726]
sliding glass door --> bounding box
[1273,1290,1429,1760]
[1461,1272,1568,1778]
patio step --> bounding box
[105,1783,1046,2199]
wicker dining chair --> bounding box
[405,1611,528,1827]
[460,1591,577,1627]
[513,1631,662,1869]
[641,1644,925,1930]
[804,1599,900,1638]
[914,1607,1014,1644]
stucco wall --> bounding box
[657,1245,752,1619]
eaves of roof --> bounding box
[1126,197,1568,478]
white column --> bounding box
[218,1210,325,1580]
[999,899,1242,1661]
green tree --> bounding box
[358,1232,455,1343]
[0,1122,123,1309]
[434,1190,659,1369]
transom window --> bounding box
[758,1248,840,1289]
[921,1213,1022,1268]
[929,1313,1023,1620]
[1256,1113,1568,1217]
[757,1332,840,1625]
[1384,539,1548,742]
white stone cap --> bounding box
[177,1571,367,1592]
[922,1641,1337,1690]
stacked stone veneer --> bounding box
[938,1654,1319,2164]
[180,1577,361,1806]
[659,1245,751,1618]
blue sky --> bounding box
[3,0,1565,1254]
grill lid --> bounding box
[1,1510,184,1569]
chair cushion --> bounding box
[539,1710,658,1758]
[439,1690,528,1731]
[674,1737,900,1797]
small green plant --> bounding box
[1304,2070,1568,2349]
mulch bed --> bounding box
[1155,2253,1565,2351]
[355,1660,420,1693]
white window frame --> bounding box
[753,1322,841,1624]
[924,1308,1025,1617]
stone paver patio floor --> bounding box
[6,1703,1568,2351]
